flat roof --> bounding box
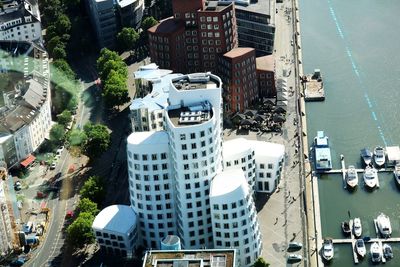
[143,249,236,267]
[172,73,220,90]
[148,17,184,34]
[167,106,213,127]
[127,131,169,146]
[235,0,272,16]
[116,0,135,8]
[223,47,254,59]
[210,169,247,197]
[92,205,136,233]
[256,55,275,71]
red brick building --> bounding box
[256,55,276,98]
[218,48,258,113]
[148,0,237,74]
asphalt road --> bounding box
[27,57,100,267]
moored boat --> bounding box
[341,221,351,235]
[353,218,362,238]
[374,146,386,167]
[360,148,373,166]
[322,239,334,261]
[355,239,366,258]
[370,242,382,263]
[383,243,394,259]
[393,163,400,185]
[363,166,378,188]
[376,213,392,238]
[314,131,332,171]
[346,165,358,188]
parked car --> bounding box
[14,181,22,191]
[56,146,64,155]
[50,162,56,170]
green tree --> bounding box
[57,110,72,126]
[253,257,270,267]
[77,198,99,216]
[52,59,76,80]
[52,45,67,59]
[50,124,66,145]
[100,59,127,81]
[47,36,64,55]
[102,70,130,108]
[83,123,111,159]
[68,129,87,146]
[117,27,139,51]
[66,212,95,248]
[80,175,106,204]
[97,48,120,75]
[141,16,158,32]
[55,14,72,34]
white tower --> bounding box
[210,169,263,267]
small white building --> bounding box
[210,169,262,267]
[92,205,138,258]
[223,138,285,193]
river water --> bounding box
[299,0,400,265]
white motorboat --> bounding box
[383,243,394,259]
[355,239,366,258]
[394,163,400,185]
[370,242,382,263]
[363,166,378,188]
[376,213,392,238]
[374,146,386,167]
[322,239,334,261]
[361,148,373,165]
[353,218,362,238]
[346,165,358,188]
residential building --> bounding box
[234,0,276,56]
[210,169,262,266]
[256,55,276,98]
[148,0,238,74]
[92,205,138,258]
[217,47,258,113]
[142,249,236,267]
[87,0,144,48]
[0,0,42,42]
[0,180,13,257]
[0,40,51,168]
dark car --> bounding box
[55,172,62,179]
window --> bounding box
[180,134,186,140]
[190,133,196,139]
[182,144,187,150]
[161,153,167,159]
[191,143,197,149]
[268,163,273,169]
[142,155,148,161]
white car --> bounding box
[56,146,64,155]
[50,162,57,170]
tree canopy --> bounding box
[253,257,270,267]
[50,124,66,145]
[102,70,130,108]
[117,27,139,51]
[82,123,111,159]
[57,110,73,126]
[66,212,95,248]
[68,129,87,146]
[80,175,106,204]
[77,198,99,216]
[141,16,158,32]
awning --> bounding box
[21,155,36,167]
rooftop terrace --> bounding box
[168,101,213,127]
[143,249,235,267]
[172,73,220,91]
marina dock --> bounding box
[303,69,325,101]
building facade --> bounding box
[92,205,138,258]
[0,0,42,42]
[217,47,258,114]
[235,0,276,56]
[256,55,276,98]
[210,169,262,266]
[117,0,144,29]
[0,180,13,256]
[0,41,52,168]
[148,0,238,74]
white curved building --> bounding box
[164,73,223,249]
[126,131,176,249]
[210,169,262,267]
[92,205,138,258]
[223,138,285,193]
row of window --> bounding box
[128,152,168,161]
[132,173,169,181]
